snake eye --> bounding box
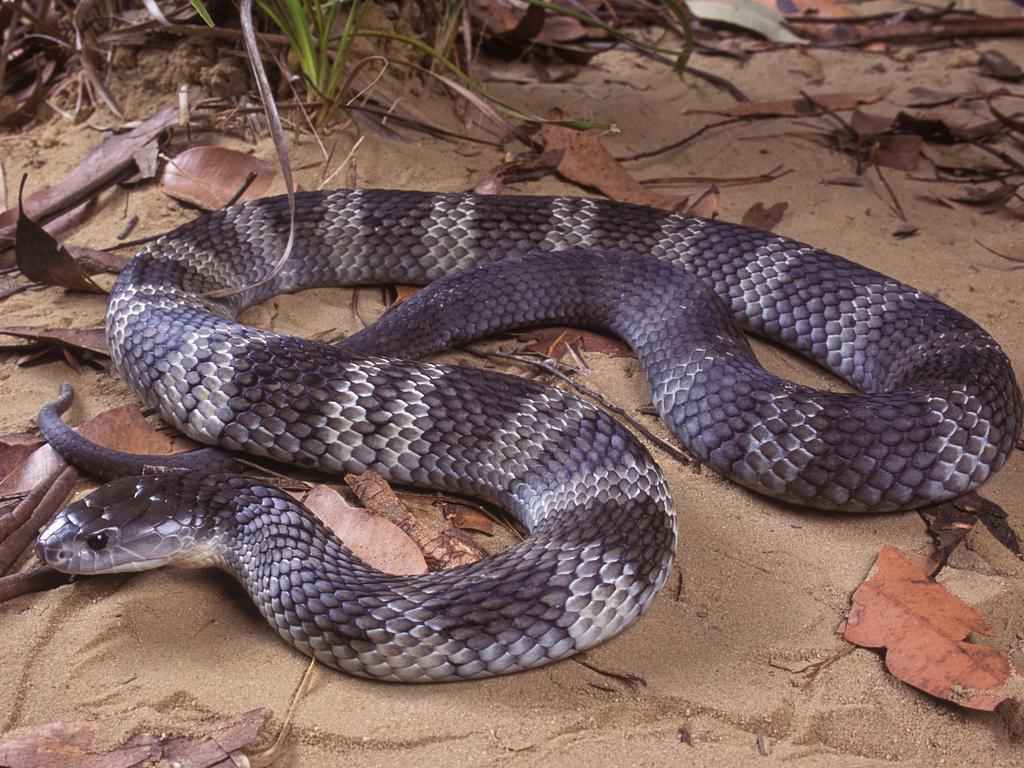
[86,532,108,551]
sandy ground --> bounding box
[1,1,1023,765]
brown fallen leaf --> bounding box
[150,708,266,767]
[948,184,1021,214]
[0,433,43,481]
[0,327,109,357]
[978,50,1024,82]
[14,179,105,294]
[704,91,887,118]
[301,484,428,575]
[539,114,688,211]
[687,185,720,219]
[841,16,1024,46]
[741,201,789,231]
[66,244,134,275]
[0,720,151,768]
[954,492,1021,558]
[389,284,422,309]
[870,134,922,172]
[918,501,978,570]
[158,147,276,211]
[843,545,1021,711]
[472,150,562,196]
[345,470,487,569]
[0,402,198,495]
[0,65,53,130]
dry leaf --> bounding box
[742,201,789,231]
[0,721,150,768]
[539,116,688,211]
[158,147,275,211]
[948,184,1020,213]
[302,484,428,576]
[390,284,422,309]
[0,403,197,495]
[843,545,1021,711]
[707,91,887,118]
[954,492,1021,557]
[871,135,922,171]
[687,185,721,219]
[14,181,105,294]
[440,504,495,535]
[346,471,487,569]
[0,433,43,481]
[397,493,496,536]
[979,50,1024,82]
[850,109,893,138]
[472,150,562,195]
[0,327,109,356]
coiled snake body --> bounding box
[37,190,1022,681]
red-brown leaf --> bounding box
[302,484,428,576]
[157,147,275,211]
[843,545,1021,711]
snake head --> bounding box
[37,474,223,575]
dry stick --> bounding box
[0,463,70,542]
[345,471,488,569]
[479,349,696,469]
[249,657,317,768]
[873,164,909,222]
[0,565,70,603]
[617,117,748,163]
[682,65,748,103]
[966,138,1024,174]
[791,1,960,24]
[0,464,78,575]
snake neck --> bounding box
[194,473,676,682]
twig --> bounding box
[873,164,908,222]
[249,657,317,768]
[789,1,960,24]
[0,464,78,575]
[573,653,647,688]
[345,471,488,569]
[0,565,70,603]
[479,349,696,469]
[682,65,748,103]
[617,118,746,162]
[975,239,1024,269]
[641,165,791,188]
[223,171,259,208]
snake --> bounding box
[35,189,1022,682]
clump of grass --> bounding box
[253,0,371,126]
[188,0,692,129]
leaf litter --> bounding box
[0,708,266,768]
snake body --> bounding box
[37,190,1021,681]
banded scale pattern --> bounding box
[36,189,1021,681]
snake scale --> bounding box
[37,189,1022,681]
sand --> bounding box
[1,1,1023,765]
